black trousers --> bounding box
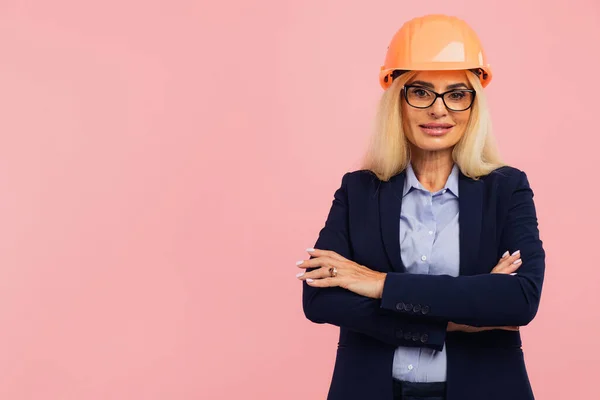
[393,379,446,400]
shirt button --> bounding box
[408,364,414,371]
[428,231,434,235]
[421,255,427,261]
[442,189,447,194]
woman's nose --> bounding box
[429,97,448,117]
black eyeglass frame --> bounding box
[402,85,477,112]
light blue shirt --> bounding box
[391,162,460,382]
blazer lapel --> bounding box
[379,171,406,272]
[458,171,484,276]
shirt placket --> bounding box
[420,190,436,275]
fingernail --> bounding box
[306,248,315,252]
[502,251,509,258]
[296,260,304,265]
[511,250,520,256]
[513,259,522,265]
[296,272,305,278]
[306,278,314,283]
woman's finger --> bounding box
[501,259,522,273]
[491,251,510,272]
[297,266,336,280]
[305,277,338,288]
[492,258,522,274]
[296,255,333,269]
[491,250,522,274]
[306,248,347,262]
[498,250,521,268]
[502,250,520,264]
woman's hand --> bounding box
[490,249,522,275]
[296,248,387,299]
[448,250,522,333]
[447,322,520,332]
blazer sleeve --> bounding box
[379,170,546,327]
[302,172,448,351]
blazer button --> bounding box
[420,334,429,343]
[412,333,419,341]
[404,331,412,340]
[396,329,404,339]
[396,302,405,311]
[421,305,430,315]
[413,304,421,313]
[405,303,413,311]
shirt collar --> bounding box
[402,162,460,198]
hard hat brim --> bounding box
[379,64,493,90]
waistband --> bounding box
[392,379,446,400]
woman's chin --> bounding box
[414,137,454,152]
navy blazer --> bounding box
[302,165,545,400]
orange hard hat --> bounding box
[379,14,492,90]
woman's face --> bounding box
[401,70,473,153]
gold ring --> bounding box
[329,267,337,277]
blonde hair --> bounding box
[360,70,507,181]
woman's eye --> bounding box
[412,89,429,97]
[449,91,466,100]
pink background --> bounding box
[0,0,597,398]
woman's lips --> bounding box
[419,124,454,136]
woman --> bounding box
[295,14,545,400]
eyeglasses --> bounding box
[402,85,476,112]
